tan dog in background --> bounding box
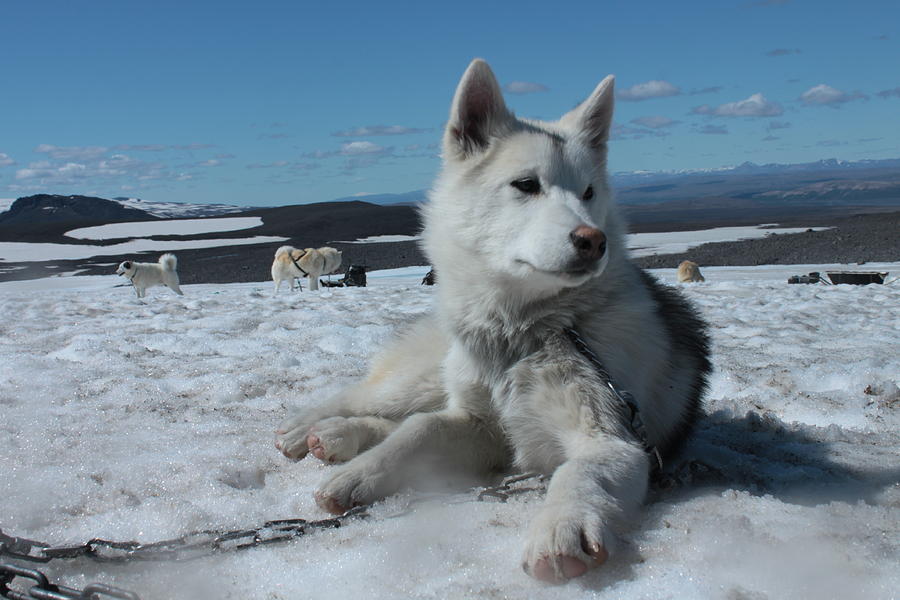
[677,260,706,283]
[271,245,343,293]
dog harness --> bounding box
[289,250,309,276]
[564,327,664,471]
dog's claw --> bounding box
[315,491,349,515]
[529,555,588,583]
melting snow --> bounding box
[66,217,265,240]
[0,236,289,263]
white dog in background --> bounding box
[271,245,343,293]
[115,253,183,298]
[275,60,711,584]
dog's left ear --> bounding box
[559,75,615,150]
[444,59,513,160]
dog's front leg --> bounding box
[522,436,648,583]
[316,345,504,513]
[314,407,504,513]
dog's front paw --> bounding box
[305,417,362,463]
[522,503,611,584]
[315,457,388,514]
[274,413,317,460]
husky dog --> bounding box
[115,253,183,298]
[275,60,710,583]
[271,246,343,293]
[677,260,706,283]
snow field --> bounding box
[0,268,898,599]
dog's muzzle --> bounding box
[567,226,606,272]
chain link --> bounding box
[476,472,545,502]
[1,562,139,600]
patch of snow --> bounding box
[66,217,264,240]
[114,197,249,218]
[335,235,423,244]
[627,225,830,257]
[0,236,288,263]
[0,264,897,599]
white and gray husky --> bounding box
[276,59,710,583]
[115,253,183,298]
[271,245,343,293]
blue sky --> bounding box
[1,0,898,207]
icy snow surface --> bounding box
[0,265,898,599]
[66,217,264,240]
[0,236,289,263]
[626,225,830,257]
[336,234,423,244]
[112,198,248,219]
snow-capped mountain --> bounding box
[611,157,900,186]
[112,196,251,218]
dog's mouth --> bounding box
[516,260,597,281]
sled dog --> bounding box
[271,246,343,293]
[275,60,711,583]
[116,253,183,298]
[677,260,706,283]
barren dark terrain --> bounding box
[0,195,897,284]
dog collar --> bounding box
[564,327,663,471]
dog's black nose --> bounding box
[570,226,607,262]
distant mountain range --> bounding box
[610,157,900,185]
[330,190,426,206]
[326,157,900,211]
[1,157,897,229]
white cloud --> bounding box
[618,80,681,101]
[697,124,729,135]
[332,125,428,137]
[114,144,168,152]
[503,81,549,95]
[876,87,900,99]
[800,84,867,106]
[691,93,783,117]
[630,116,679,129]
[34,144,108,161]
[340,141,389,156]
[16,162,57,180]
[0,153,14,167]
[765,48,801,57]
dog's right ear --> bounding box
[123,261,132,269]
[443,59,512,161]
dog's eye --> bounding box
[510,178,541,195]
[582,185,594,201]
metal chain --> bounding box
[0,507,367,565]
[476,472,545,502]
[1,562,139,600]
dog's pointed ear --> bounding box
[444,59,512,160]
[560,75,615,150]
